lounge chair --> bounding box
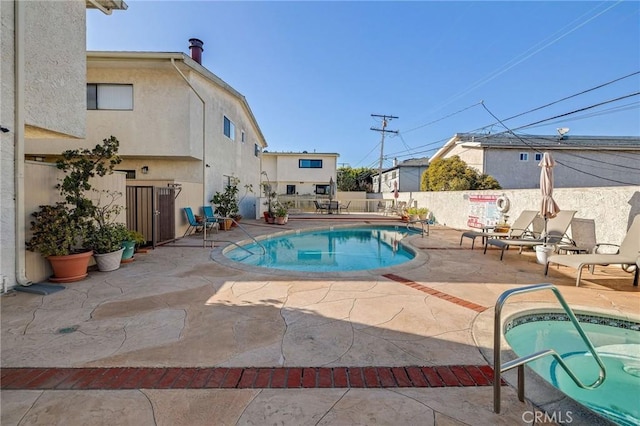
[339,200,351,214]
[545,214,640,287]
[460,210,539,249]
[556,218,597,254]
[183,207,204,237]
[484,210,576,260]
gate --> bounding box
[126,186,176,247]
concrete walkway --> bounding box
[2,217,638,425]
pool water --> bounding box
[224,226,418,272]
[505,313,640,425]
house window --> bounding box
[286,185,296,195]
[116,169,136,179]
[87,84,133,110]
[392,171,396,179]
[254,143,260,157]
[241,131,246,143]
[223,116,235,140]
[315,185,329,194]
[299,159,323,168]
[384,174,388,181]
[534,153,543,162]
[519,153,529,161]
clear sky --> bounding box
[87,1,640,169]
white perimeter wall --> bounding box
[397,186,640,247]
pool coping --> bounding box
[211,223,430,278]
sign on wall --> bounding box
[467,195,501,228]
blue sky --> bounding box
[87,1,640,169]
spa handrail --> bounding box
[493,283,606,414]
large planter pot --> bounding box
[220,218,233,231]
[121,241,136,260]
[275,216,286,225]
[94,248,125,272]
[47,251,93,283]
[535,245,554,265]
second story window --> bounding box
[223,116,235,140]
[534,153,543,162]
[519,152,529,161]
[87,84,133,110]
[254,143,260,157]
[241,131,246,143]
[299,159,322,168]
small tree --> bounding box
[421,156,501,191]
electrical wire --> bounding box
[481,102,639,185]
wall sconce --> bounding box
[141,166,149,174]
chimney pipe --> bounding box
[189,38,203,64]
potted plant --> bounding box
[26,203,92,283]
[417,207,429,221]
[261,182,276,223]
[121,230,146,262]
[406,207,420,222]
[85,190,128,271]
[274,203,289,225]
[211,183,239,231]
[25,136,122,282]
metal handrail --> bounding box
[216,217,266,255]
[493,283,606,413]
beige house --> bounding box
[261,151,339,197]
[25,40,268,242]
[1,0,127,288]
[432,133,640,189]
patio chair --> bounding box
[314,200,328,214]
[460,210,539,249]
[339,200,351,214]
[201,206,220,233]
[545,214,640,287]
[484,210,576,260]
[183,207,205,237]
[556,218,597,255]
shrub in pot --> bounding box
[211,181,239,230]
[122,230,146,261]
[26,203,92,283]
[26,136,122,281]
[85,190,128,271]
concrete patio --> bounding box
[2,216,638,425]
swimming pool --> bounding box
[505,312,640,425]
[224,225,419,272]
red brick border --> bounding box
[383,274,487,313]
[1,366,505,390]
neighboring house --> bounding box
[25,39,267,241]
[261,151,339,197]
[371,158,429,194]
[1,0,126,288]
[431,133,640,189]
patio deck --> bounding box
[2,216,638,425]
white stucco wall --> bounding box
[1,0,16,289]
[399,186,640,247]
[24,0,86,138]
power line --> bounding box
[481,101,639,185]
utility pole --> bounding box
[371,114,398,193]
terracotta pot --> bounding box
[220,219,233,230]
[275,216,286,225]
[47,251,93,283]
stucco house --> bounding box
[260,151,339,197]
[372,157,429,195]
[24,39,268,242]
[431,133,640,189]
[1,0,127,288]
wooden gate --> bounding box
[126,186,176,247]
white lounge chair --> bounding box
[484,210,576,260]
[545,214,640,287]
[460,210,539,249]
